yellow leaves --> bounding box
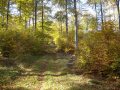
[0,29,52,57]
[103,21,116,32]
[72,27,120,74]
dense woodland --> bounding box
[0,0,120,90]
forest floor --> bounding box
[0,54,120,90]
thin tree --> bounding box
[6,0,10,30]
[41,0,44,31]
[65,0,68,36]
[54,11,65,34]
[100,0,104,27]
[19,0,22,23]
[94,1,98,30]
[74,0,78,51]
[34,0,37,30]
[116,0,120,30]
[52,0,69,35]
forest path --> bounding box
[0,54,119,90]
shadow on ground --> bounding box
[0,54,70,90]
[0,86,30,90]
[68,83,103,90]
[1,54,119,90]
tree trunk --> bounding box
[86,17,89,31]
[95,2,98,30]
[34,0,37,30]
[1,0,4,28]
[100,0,104,28]
[116,0,120,31]
[65,0,68,35]
[74,0,78,51]
[6,0,10,30]
[65,0,69,48]
[32,0,35,30]
[32,17,34,30]
[41,0,44,31]
[19,1,22,23]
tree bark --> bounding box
[95,2,98,30]
[34,0,37,30]
[74,0,78,50]
[116,0,120,31]
[6,0,10,30]
[65,0,69,48]
[100,0,104,28]
[41,0,44,31]
[19,1,22,23]
[1,0,4,28]
[65,0,68,35]
[32,0,35,30]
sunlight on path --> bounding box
[9,55,106,90]
[40,74,92,90]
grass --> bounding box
[0,54,120,90]
[41,74,91,90]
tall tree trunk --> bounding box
[19,1,22,23]
[1,0,4,28]
[32,0,35,30]
[34,0,37,30]
[86,17,89,31]
[100,0,104,28]
[95,2,98,30]
[74,0,78,51]
[65,0,68,35]
[116,0,120,31]
[65,0,69,48]
[41,0,44,31]
[32,17,34,29]
[6,0,10,30]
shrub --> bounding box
[56,31,83,54]
[0,29,52,58]
[76,22,120,77]
[56,21,120,77]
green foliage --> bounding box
[56,21,120,77]
[0,69,19,85]
[76,21,120,76]
[111,58,120,76]
[56,31,75,53]
[0,29,52,58]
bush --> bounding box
[76,21,120,77]
[56,31,83,54]
[0,29,52,58]
[56,21,120,77]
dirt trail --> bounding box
[2,55,119,90]
[36,62,48,90]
